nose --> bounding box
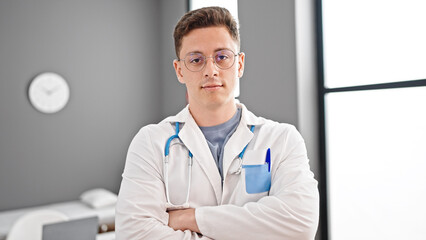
[203,57,219,77]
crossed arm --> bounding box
[168,208,200,233]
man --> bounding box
[116,6,319,240]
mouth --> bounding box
[201,84,223,90]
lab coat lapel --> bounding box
[222,121,254,180]
[178,113,222,205]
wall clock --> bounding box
[28,72,70,114]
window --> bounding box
[322,0,426,88]
[318,1,426,239]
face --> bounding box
[173,26,245,111]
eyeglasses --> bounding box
[178,49,239,72]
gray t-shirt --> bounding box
[199,108,242,179]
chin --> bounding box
[207,97,235,108]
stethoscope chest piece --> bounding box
[230,125,255,175]
[230,157,244,174]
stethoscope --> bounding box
[163,122,255,209]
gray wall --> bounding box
[159,0,188,117]
[0,0,162,210]
[238,0,298,125]
[295,0,320,239]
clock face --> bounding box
[28,72,70,114]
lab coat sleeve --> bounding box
[115,127,212,240]
[195,125,320,240]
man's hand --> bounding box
[168,208,200,233]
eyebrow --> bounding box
[185,48,234,56]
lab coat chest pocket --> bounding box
[242,148,271,194]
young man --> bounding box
[116,7,319,240]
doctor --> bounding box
[116,6,319,240]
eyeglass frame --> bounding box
[177,49,242,72]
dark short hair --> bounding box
[173,6,240,58]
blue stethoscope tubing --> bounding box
[163,122,254,207]
[164,122,193,208]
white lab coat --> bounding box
[116,103,319,240]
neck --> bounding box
[188,100,237,127]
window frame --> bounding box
[316,1,426,239]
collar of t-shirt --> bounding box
[199,108,242,179]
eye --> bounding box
[215,50,233,62]
[188,55,204,65]
[217,54,229,61]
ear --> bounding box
[173,59,185,84]
[237,52,245,78]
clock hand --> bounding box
[40,86,50,94]
[40,85,61,95]
[49,85,61,94]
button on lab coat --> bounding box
[116,103,319,240]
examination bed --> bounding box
[0,188,116,240]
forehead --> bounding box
[180,26,238,56]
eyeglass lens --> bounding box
[184,49,236,72]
